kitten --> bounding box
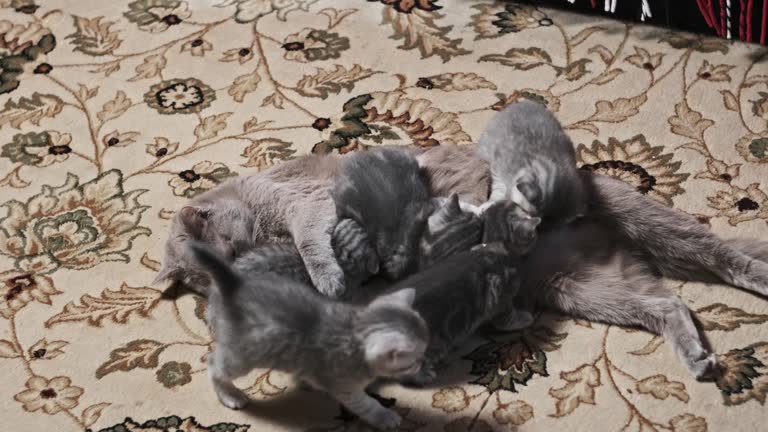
[232,242,312,286]
[477,100,587,224]
[332,147,434,280]
[388,200,540,386]
[188,242,428,430]
[155,153,348,297]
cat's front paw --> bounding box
[363,407,401,431]
[492,310,535,331]
[215,386,250,410]
[314,272,346,298]
[399,364,437,388]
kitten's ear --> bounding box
[179,206,208,238]
[527,217,542,229]
[445,193,461,214]
[371,288,416,308]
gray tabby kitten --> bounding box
[188,242,428,430]
[332,147,434,280]
[477,100,587,224]
[387,199,540,386]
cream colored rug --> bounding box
[1,0,767,431]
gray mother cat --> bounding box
[159,144,768,378]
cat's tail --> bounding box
[187,241,241,294]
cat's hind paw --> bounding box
[688,352,719,381]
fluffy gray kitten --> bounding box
[188,242,428,430]
[477,100,587,224]
[332,147,434,280]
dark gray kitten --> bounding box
[332,147,434,280]
[387,200,540,386]
[188,242,428,430]
[477,100,587,224]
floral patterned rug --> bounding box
[1,0,768,431]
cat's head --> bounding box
[375,200,433,280]
[543,167,588,227]
[154,202,255,294]
[482,201,541,255]
[419,193,483,261]
[358,288,429,378]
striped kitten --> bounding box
[389,200,540,386]
[477,100,587,225]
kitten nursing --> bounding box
[477,100,587,224]
[189,242,428,429]
[332,147,434,280]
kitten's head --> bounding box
[376,201,433,279]
[542,165,588,227]
[482,201,541,255]
[154,202,255,294]
[358,288,429,378]
[420,193,482,261]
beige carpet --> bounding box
[1,0,768,431]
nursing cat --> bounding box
[331,147,434,280]
[189,242,428,430]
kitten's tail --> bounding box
[187,241,241,293]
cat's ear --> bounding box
[445,193,461,214]
[371,288,416,308]
[526,216,542,229]
[152,263,177,285]
[179,206,208,238]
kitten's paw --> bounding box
[492,310,535,331]
[215,387,250,410]
[688,352,719,381]
[364,408,401,430]
[399,365,437,388]
[315,272,346,298]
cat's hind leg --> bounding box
[543,255,717,380]
[725,238,768,263]
[590,173,768,297]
